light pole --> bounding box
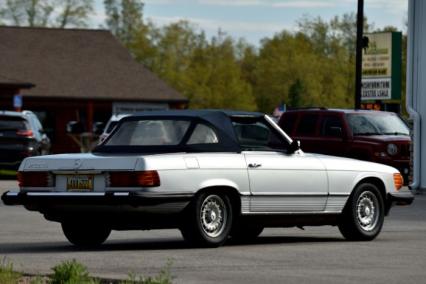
[355,0,364,109]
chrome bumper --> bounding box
[1,190,194,207]
[388,190,414,206]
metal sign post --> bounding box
[355,0,364,110]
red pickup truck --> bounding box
[278,108,411,184]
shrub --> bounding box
[50,259,98,284]
[0,257,21,284]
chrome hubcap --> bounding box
[356,191,379,231]
[200,195,227,238]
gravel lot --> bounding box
[1,180,425,284]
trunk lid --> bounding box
[21,153,140,171]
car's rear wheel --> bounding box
[181,192,233,247]
[338,183,384,241]
[61,221,111,247]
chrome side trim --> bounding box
[113,192,130,196]
[242,211,341,215]
[250,196,327,212]
[241,194,350,214]
[241,196,250,214]
[325,196,350,212]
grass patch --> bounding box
[0,257,22,284]
[0,258,173,284]
[51,259,98,284]
[121,260,173,284]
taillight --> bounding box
[393,173,404,191]
[16,130,34,137]
[17,171,54,187]
[108,171,160,187]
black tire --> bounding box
[61,222,111,247]
[230,225,264,242]
[338,183,384,241]
[180,192,233,247]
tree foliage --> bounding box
[105,6,397,113]
[1,0,406,113]
[0,0,93,28]
[104,0,144,46]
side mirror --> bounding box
[66,121,84,134]
[288,140,301,154]
[93,122,105,135]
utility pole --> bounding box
[355,0,364,109]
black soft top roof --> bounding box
[129,109,264,119]
[94,110,266,154]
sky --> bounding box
[92,0,408,45]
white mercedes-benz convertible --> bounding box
[2,110,413,247]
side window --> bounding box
[187,124,219,144]
[279,113,297,135]
[295,114,319,136]
[233,120,288,151]
[321,116,343,137]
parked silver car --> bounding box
[2,110,413,247]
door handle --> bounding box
[248,163,262,168]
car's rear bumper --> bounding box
[1,190,193,212]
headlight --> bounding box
[387,143,398,156]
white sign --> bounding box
[362,33,392,77]
[362,33,393,101]
[361,78,392,100]
[112,102,169,114]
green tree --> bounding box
[0,0,93,28]
[254,31,324,112]
[128,21,257,110]
[185,32,256,110]
[253,20,354,113]
[104,0,144,46]
[288,79,305,108]
[57,0,93,28]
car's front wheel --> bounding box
[61,221,111,247]
[338,182,384,241]
[181,192,233,247]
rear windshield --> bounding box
[347,113,409,136]
[105,120,191,146]
[105,121,119,134]
[0,116,28,130]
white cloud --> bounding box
[365,0,408,15]
[91,9,107,28]
[198,0,407,11]
[199,0,335,8]
[148,15,292,35]
[143,0,180,4]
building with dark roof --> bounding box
[0,26,187,153]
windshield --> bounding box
[105,120,191,146]
[347,113,409,136]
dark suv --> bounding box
[278,108,411,183]
[0,110,50,173]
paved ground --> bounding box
[1,179,425,284]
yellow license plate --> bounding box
[66,175,94,191]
